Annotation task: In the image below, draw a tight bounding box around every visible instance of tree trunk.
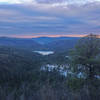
[88,66,96,100]
[88,66,94,80]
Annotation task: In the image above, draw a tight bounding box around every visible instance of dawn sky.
[0,0,100,37]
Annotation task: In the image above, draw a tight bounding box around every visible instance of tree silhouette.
[70,34,100,99]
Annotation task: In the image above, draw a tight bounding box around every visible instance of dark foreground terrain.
[0,34,100,100]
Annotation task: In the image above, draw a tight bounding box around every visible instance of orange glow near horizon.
[4,34,88,38]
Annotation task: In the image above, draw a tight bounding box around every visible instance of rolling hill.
[0,37,43,51]
[0,37,80,52]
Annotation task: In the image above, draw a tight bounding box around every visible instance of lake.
[33,51,54,55]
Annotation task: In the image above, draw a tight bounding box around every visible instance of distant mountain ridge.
[0,36,80,52]
[45,38,79,52]
[32,36,80,44]
[0,37,43,51]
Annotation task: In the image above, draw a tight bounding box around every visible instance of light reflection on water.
[33,51,54,55]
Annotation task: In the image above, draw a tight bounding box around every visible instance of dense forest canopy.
[0,34,100,100]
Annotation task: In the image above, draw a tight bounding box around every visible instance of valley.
[0,35,100,100]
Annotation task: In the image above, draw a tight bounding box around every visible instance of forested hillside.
[0,37,79,52]
[0,34,100,100]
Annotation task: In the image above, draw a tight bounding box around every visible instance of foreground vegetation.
[0,34,100,100]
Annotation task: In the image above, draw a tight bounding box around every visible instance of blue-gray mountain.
[0,37,80,52]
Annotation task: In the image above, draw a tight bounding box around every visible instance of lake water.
[33,51,54,55]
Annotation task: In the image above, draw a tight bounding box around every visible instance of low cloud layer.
[0,0,100,37]
[1,0,100,4]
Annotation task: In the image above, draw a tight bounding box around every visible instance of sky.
[0,0,100,38]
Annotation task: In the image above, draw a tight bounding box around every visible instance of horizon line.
[0,34,88,38]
